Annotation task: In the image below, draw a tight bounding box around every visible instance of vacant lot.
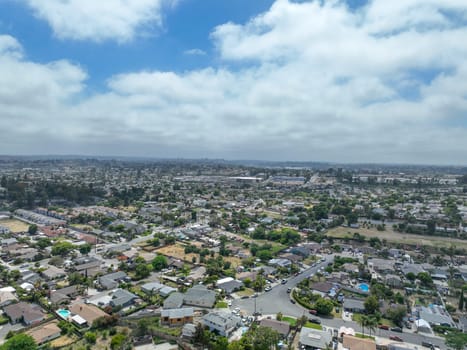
[50,335,77,348]
[0,218,29,233]
[156,244,198,263]
[326,226,467,250]
[224,256,243,268]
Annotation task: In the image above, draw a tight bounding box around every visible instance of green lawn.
[355,333,375,340]
[282,316,297,327]
[215,301,228,308]
[304,322,323,330]
[237,288,255,297]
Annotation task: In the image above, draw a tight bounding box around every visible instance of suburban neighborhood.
[0,158,465,349]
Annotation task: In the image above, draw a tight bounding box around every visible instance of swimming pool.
[57,309,71,319]
[358,283,370,292]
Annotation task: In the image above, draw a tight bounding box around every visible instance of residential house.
[368,258,394,275]
[69,303,108,326]
[163,292,185,309]
[161,308,194,327]
[109,289,138,308]
[342,334,376,350]
[50,285,80,305]
[280,253,303,263]
[0,290,18,307]
[418,305,456,327]
[184,285,216,308]
[400,263,425,276]
[98,271,128,290]
[202,311,241,337]
[299,327,332,349]
[217,278,244,294]
[259,319,290,338]
[72,257,102,277]
[41,265,66,281]
[268,258,291,268]
[27,321,61,345]
[310,282,336,297]
[4,302,46,325]
[236,271,258,282]
[140,282,176,297]
[343,298,366,313]
[182,323,196,339]
[385,274,403,288]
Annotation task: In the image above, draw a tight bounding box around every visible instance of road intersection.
[232,254,445,348]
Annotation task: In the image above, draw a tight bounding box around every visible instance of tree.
[135,263,151,279]
[445,331,467,350]
[51,241,75,256]
[36,237,51,249]
[79,243,92,255]
[366,316,378,337]
[385,306,406,327]
[249,326,280,350]
[28,224,38,235]
[406,272,416,282]
[357,315,368,337]
[110,334,127,350]
[152,255,168,271]
[459,290,464,311]
[417,272,433,287]
[84,332,97,344]
[0,334,37,350]
[364,295,379,314]
[314,297,334,316]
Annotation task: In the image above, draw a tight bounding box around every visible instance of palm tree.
[357,315,368,337]
[366,316,377,337]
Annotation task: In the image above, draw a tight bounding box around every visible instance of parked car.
[421,341,435,349]
[390,327,403,333]
[287,287,292,293]
[309,309,317,315]
[309,318,321,324]
[389,335,403,342]
[378,324,389,330]
[290,299,296,304]
[281,279,288,284]
[265,286,272,292]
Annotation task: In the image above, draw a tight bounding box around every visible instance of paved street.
[232,254,445,348]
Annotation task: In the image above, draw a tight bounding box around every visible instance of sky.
[0,0,467,165]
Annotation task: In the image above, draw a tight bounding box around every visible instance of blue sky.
[0,0,466,164]
[0,0,275,90]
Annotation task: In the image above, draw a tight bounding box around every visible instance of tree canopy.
[0,334,37,350]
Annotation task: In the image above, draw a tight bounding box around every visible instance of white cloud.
[1,0,467,164]
[23,0,177,42]
[0,35,23,58]
[184,48,206,56]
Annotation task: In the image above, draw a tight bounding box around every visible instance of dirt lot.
[224,256,243,268]
[326,226,467,250]
[156,244,198,262]
[0,218,30,233]
[50,335,77,348]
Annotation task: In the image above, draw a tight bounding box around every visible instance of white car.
[228,300,232,307]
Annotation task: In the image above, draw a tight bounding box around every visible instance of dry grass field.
[224,256,243,268]
[0,218,29,233]
[50,335,77,348]
[326,226,467,250]
[156,244,198,262]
